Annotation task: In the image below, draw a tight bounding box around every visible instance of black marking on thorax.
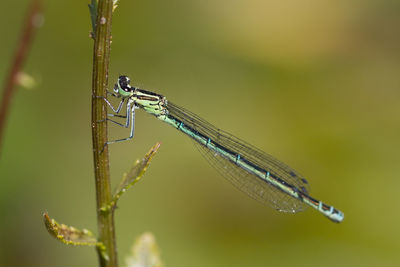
[137,89,164,98]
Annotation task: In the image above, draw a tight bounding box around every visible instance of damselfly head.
[118,75,130,89]
[115,75,134,97]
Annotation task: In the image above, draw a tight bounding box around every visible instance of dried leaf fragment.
[43,212,102,247]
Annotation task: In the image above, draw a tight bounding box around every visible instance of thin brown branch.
[90,0,117,266]
[0,0,41,156]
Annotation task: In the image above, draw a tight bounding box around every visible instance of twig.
[90,0,117,266]
[0,0,41,156]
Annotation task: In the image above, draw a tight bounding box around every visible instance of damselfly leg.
[100,93,136,149]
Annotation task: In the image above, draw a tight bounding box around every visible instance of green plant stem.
[90,0,117,266]
[0,0,41,157]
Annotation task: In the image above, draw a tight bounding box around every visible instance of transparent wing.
[193,142,306,212]
[167,101,309,213]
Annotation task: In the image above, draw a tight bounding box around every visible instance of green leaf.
[103,142,161,211]
[43,212,103,247]
[125,232,164,267]
[88,0,98,34]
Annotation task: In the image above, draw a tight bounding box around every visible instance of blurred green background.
[1,0,399,266]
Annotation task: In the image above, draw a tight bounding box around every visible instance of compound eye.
[118,75,131,91]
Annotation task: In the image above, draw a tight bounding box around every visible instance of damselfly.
[103,75,344,223]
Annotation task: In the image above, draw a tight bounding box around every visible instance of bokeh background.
[1,0,399,266]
